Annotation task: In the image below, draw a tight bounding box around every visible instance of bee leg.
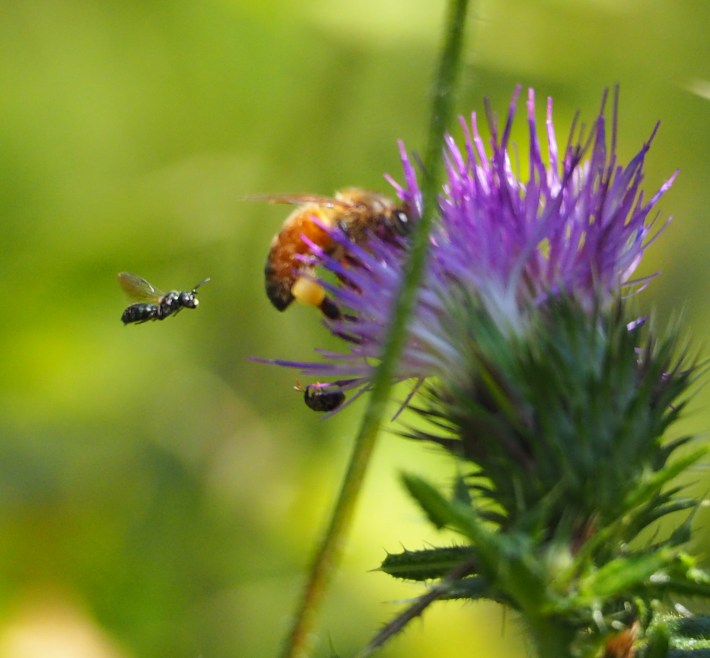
[291,277,340,319]
[290,276,363,343]
[318,297,341,321]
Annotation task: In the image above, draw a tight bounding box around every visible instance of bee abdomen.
[264,258,295,311]
[304,384,345,412]
[122,303,158,324]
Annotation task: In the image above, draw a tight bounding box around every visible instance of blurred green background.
[0,0,708,656]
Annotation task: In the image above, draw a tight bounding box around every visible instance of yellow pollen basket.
[291,277,326,309]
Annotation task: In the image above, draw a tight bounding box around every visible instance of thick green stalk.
[525,615,579,658]
[278,1,471,656]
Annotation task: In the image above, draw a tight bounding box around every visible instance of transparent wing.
[117,272,164,302]
[245,193,355,209]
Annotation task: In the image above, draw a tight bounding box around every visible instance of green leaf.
[623,449,706,513]
[400,472,508,580]
[645,617,671,658]
[438,576,494,602]
[380,545,477,581]
[577,549,674,601]
[452,473,473,507]
[401,473,449,529]
[401,472,477,534]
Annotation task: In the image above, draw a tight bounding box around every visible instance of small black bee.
[118,272,210,325]
[301,383,345,413]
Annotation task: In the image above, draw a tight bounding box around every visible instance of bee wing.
[117,272,164,302]
[245,193,355,209]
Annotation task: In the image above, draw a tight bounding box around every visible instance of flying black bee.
[296,382,346,413]
[117,272,210,325]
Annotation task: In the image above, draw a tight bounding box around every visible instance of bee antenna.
[192,277,211,292]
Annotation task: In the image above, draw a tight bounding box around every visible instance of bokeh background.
[0,0,708,656]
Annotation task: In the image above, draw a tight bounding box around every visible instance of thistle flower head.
[263,87,708,656]
[268,87,677,403]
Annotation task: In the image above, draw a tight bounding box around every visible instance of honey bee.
[295,382,346,413]
[118,272,210,324]
[261,188,411,319]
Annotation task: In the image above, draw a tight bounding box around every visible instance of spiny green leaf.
[668,615,710,641]
[380,545,476,581]
[438,576,495,602]
[400,472,508,577]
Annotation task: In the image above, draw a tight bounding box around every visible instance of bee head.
[179,291,199,308]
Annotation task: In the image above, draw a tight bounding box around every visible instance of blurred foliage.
[0,0,707,656]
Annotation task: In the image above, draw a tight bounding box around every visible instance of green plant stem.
[526,615,579,658]
[278,1,471,657]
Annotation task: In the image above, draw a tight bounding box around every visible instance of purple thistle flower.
[265,87,677,404]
